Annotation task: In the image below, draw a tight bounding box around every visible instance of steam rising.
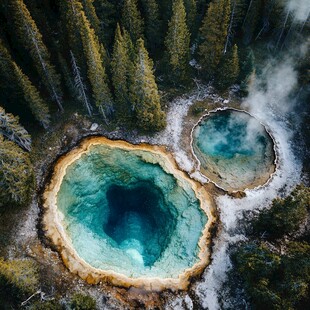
[286,0,310,22]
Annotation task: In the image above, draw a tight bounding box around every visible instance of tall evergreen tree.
[111,24,134,121]
[59,0,111,119]
[59,0,87,76]
[198,0,231,77]
[10,0,63,111]
[130,39,166,132]
[92,0,118,46]
[81,0,101,38]
[184,0,197,32]
[0,135,34,204]
[81,1,108,63]
[0,106,31,151]
[140,0,162,54]
[215,44,240,90]
[123,28,136,62]
[0,40,50,128]
[80,10,113,121]
[121,0,144,43]
[165,0,191,83]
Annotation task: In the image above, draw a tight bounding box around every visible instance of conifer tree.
[81,1,108,65]
[123,28,136,62]
[165,0,191,83]
[80,11,113,121]
[184,0,197,32]
[121,0,144,43]
[11,0,63,111]
[60,0,111,119]
[140,0,162,54]
[131,39,166,132]
[81,0,101,38]
[0,41,50,128]
[92,0,118,46]
[0,106,31,151]
[198,0,231,77]
[59,0,85,67]
[111,24,134,121]
[0,135,34,204]
[215,44,240,90]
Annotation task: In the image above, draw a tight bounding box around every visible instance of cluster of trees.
[0,107,34,205]
[232,185,310,310]
[0,0,303,132]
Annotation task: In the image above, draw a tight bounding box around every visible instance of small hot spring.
[192,109,276,191]
[44,138,213,288]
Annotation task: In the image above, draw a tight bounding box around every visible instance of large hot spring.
[192,109,276,191]
[43,137,214,290]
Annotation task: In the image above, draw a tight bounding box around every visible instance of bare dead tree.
[224,0,237,54]
[70,50,93,116]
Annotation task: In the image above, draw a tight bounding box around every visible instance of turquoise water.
[57,144,207,278]
[193,110,274,190]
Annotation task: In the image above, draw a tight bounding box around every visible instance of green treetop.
[59,0,85,66]
[184,0,197,33]
[81,0,102,39]
[165,0,191,83]
[130,39,166,132]
[111,24,134,122]
[215,44,240,90]
[198,0,231,77]
[0,135,34,204]
[0,257,39,295]
[140,0,162,54]
[81,0,108,63]
[11,0,63,111]
[121,0,144,43]
[0,40,50,128]
[80,10,113,121]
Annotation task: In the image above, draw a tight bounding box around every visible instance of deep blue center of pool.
[104,183,174,267]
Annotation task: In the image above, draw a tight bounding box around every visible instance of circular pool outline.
[190,107,278,193]
[42,136,216,291]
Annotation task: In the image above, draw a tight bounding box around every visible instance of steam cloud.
[243,40,309,118]
[286,0,310,22]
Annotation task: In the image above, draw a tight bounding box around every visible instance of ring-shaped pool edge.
[190,107,278,193]
[42,136,217,291]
